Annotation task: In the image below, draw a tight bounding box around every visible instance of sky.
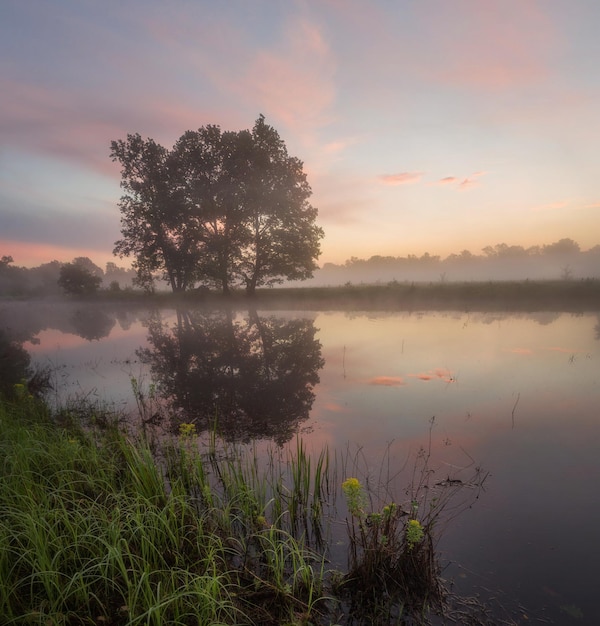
[2,0,600,270]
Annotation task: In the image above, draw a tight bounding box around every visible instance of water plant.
[336,421,487,623]
[0,384,486,625]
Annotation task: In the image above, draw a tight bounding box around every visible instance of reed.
[336,419,487,622]
[0,389,486,625]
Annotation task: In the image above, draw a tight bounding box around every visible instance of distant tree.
[344,256,362,268]
[543,238,580,255]
[560,264,574,280]
[0,255,26,296]
[72,257,104,278]
[29,261,62,295]
[526,245,542,256]
[104,262,135,289]
[420,252,441,264]
[58,263,102,295]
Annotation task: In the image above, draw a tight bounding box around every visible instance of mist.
[302,239,600,287]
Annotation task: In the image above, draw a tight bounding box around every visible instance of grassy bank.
[15,279,598,313]
[0,391,490,625]
[251,279,600,312]
[0,397,329,625]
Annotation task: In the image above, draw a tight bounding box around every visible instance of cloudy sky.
[2,0,600,269]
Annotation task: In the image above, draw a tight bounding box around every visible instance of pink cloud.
[530,200,571,212]
[437,176,459,185]
[324,402,346,412]
[0,76,219,178]
[459,171,486,190]
[544,347,580,354]
[414,374,433,381]
[413,2,559,90]
[459,178,476,190]
[237,18,336,143]
[504,348,533,355]
[321,1,560,97]
[379,172,424,186]
[0,239,117,269]
[409,368,455,384]
[434,172,486,190]
[368,376,407,387]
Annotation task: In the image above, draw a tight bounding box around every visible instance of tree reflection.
[138,309,324,444]
[70,308,116,341]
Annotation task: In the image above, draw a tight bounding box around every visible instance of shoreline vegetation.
[0,388,497,625]
[3,279,599,313]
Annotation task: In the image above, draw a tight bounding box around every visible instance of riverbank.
[0,392,495,625]
[4,278,600,313]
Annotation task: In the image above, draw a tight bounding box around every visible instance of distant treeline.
[2,238,599,297]
[0,256,136,297]
[309,238,600,286]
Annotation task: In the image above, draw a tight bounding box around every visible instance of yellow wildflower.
[342,477,366,517]
[406,518,424,549]
[178,422,197,438]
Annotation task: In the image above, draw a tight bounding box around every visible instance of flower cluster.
[406,518,424,550]
[342,477,366,517]
[178,422,197,439]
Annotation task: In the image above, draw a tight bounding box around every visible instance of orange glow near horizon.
[0,240,122,270]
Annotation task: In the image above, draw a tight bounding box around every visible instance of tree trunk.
[245,273,258,297]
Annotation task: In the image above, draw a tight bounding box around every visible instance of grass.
[251,279,600,312]
[0,391,488,625]
[0,396,331,625]
[12,278,599,314]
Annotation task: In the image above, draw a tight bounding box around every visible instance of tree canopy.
[111,116,323,295]
[58,262,102,296]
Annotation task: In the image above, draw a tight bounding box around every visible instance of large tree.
[172,125,253,295]
[111,117,323,294]
[111,134,203,293]
[237,116,323,295]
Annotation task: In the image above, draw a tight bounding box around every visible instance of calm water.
[2,301,599,624]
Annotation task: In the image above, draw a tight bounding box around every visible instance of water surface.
[2,301,599,624]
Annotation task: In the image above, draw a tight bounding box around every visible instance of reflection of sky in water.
[22,308,600,623]
[308,311,599,623]
[311,311,597,443]
[26,320,153,412]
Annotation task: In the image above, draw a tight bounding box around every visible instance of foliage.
[337,423,488,622]
[0,385,492,625]
[111,116,323,295]
[0,395,330,625]
[58,262,102,295]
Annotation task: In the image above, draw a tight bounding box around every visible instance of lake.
[2,299,599,624]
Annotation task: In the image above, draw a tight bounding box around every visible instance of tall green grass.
[0,398,331,625]
[0,393,487,624]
